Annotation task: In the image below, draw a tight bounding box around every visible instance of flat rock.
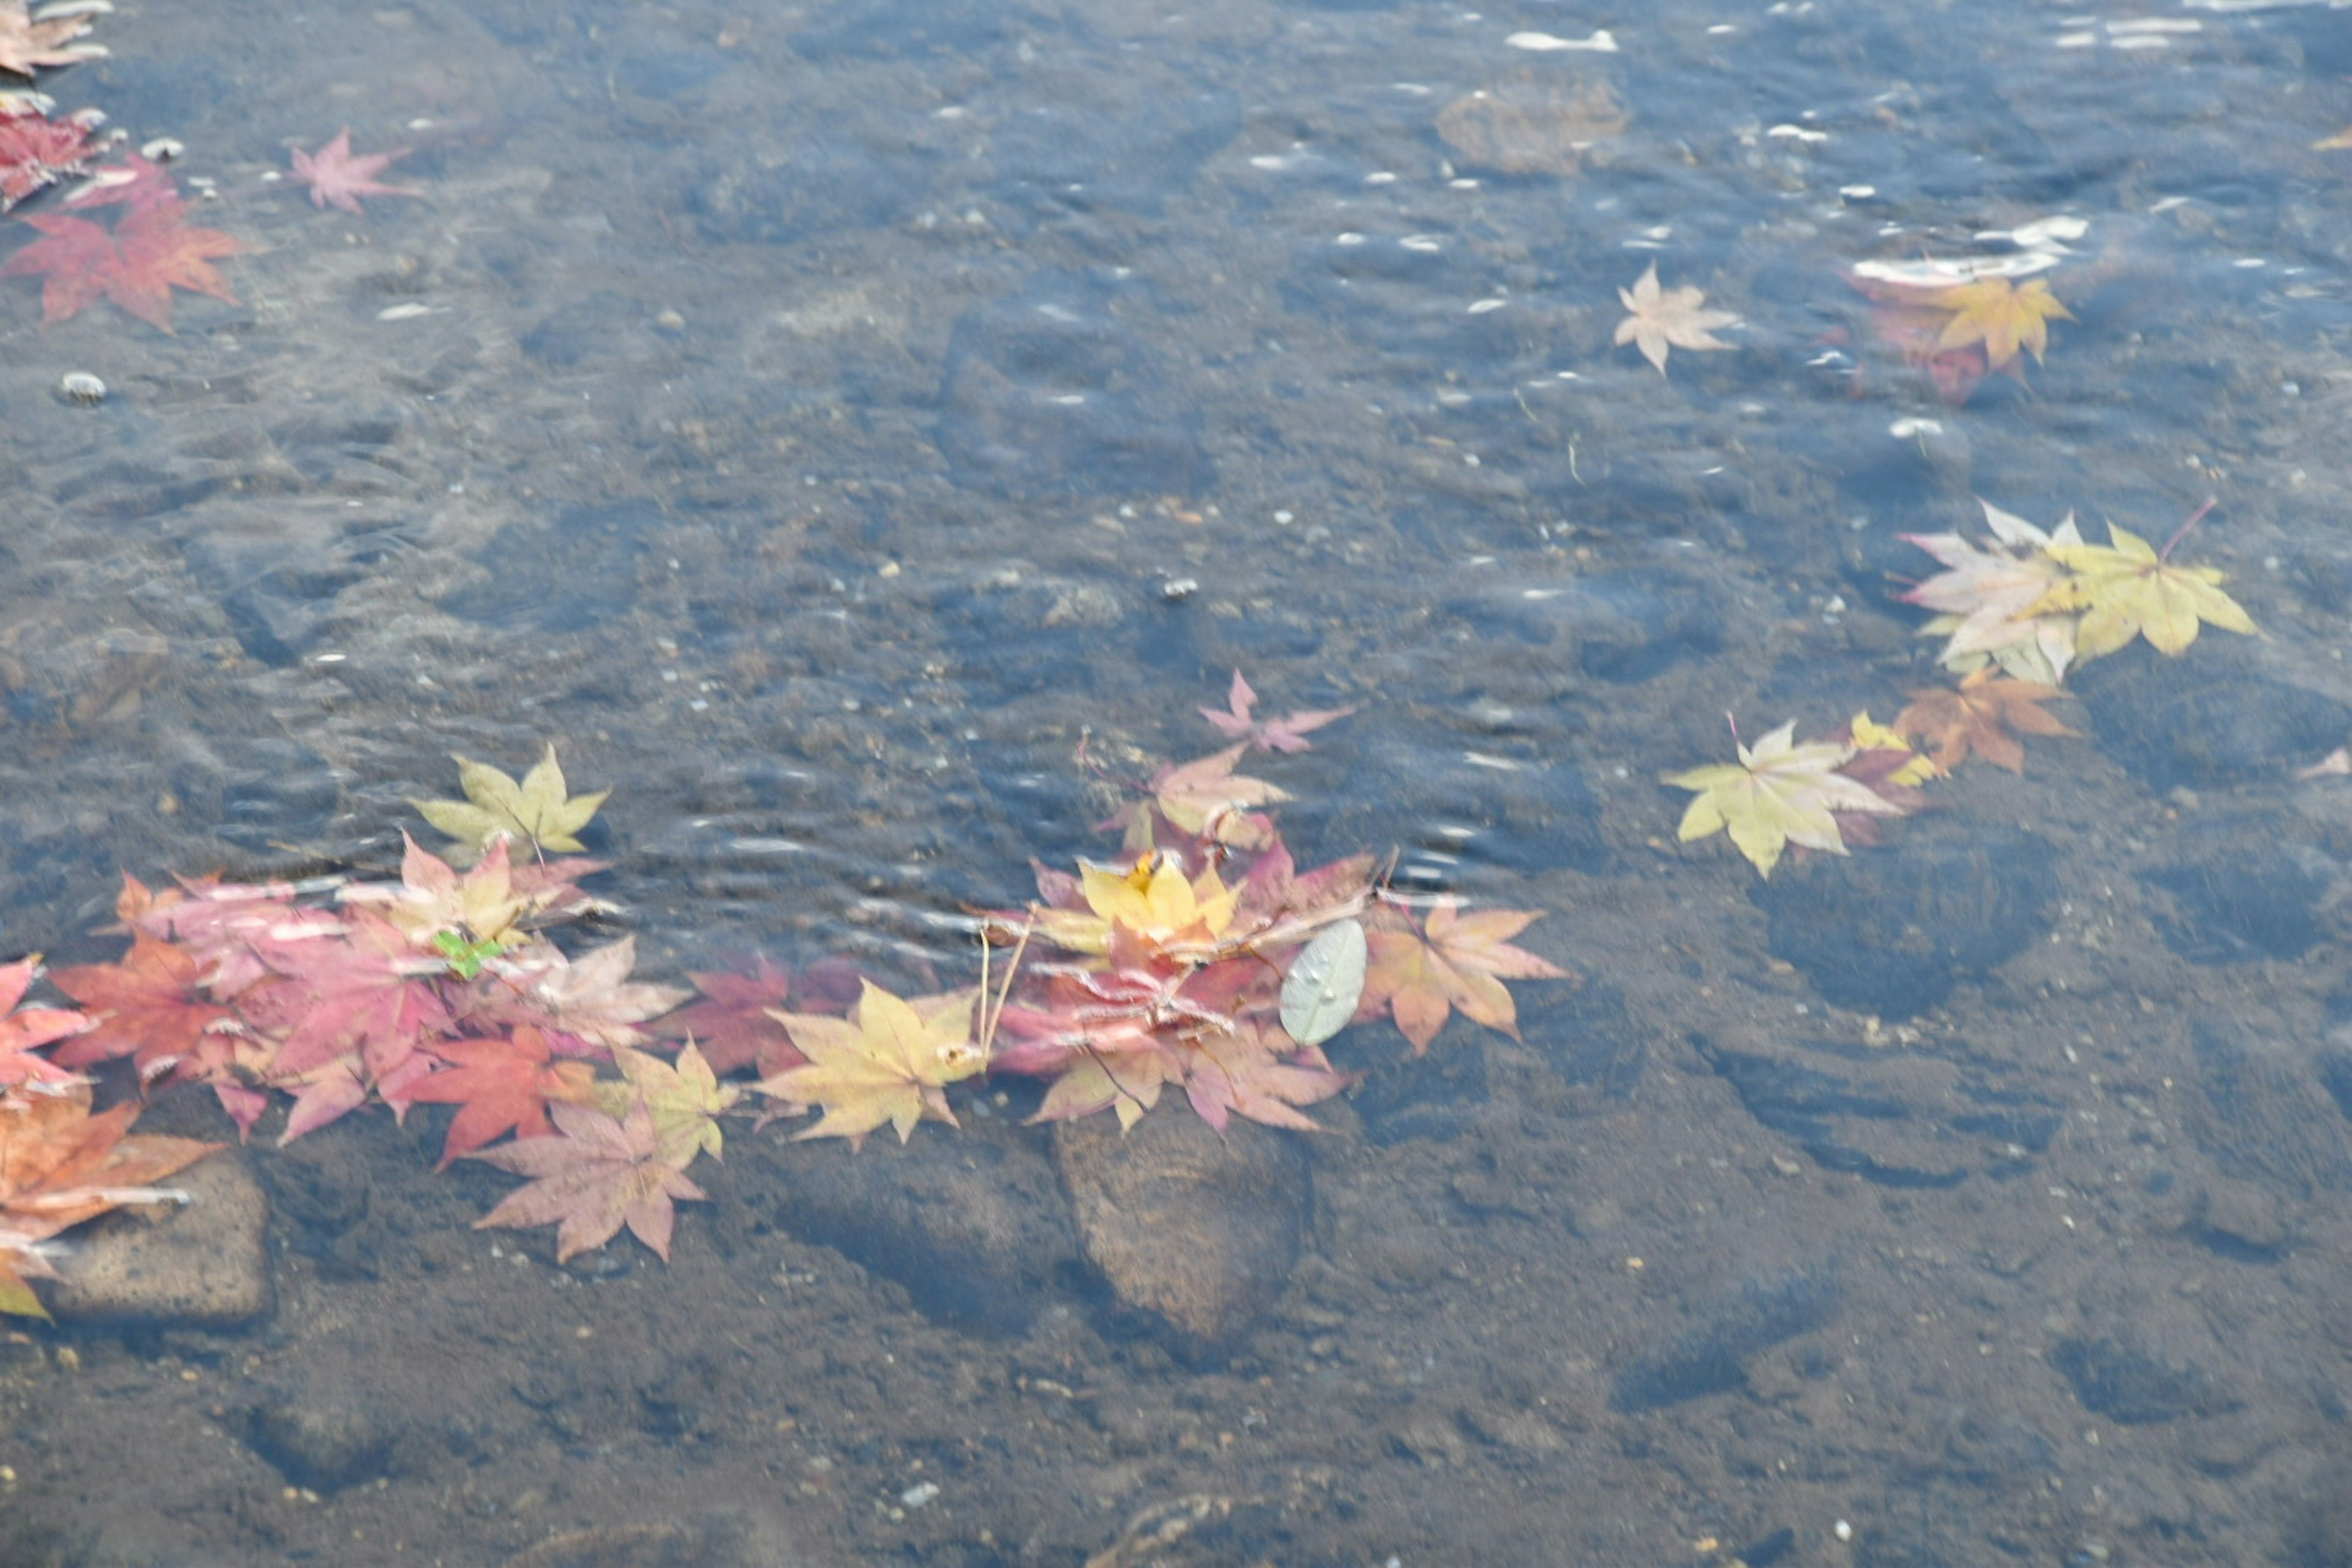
[1053,1112,1308,1356]
[750,1121,1076,1333]
[48,1154,273,1329]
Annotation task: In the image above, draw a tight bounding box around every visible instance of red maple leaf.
[47,933,236,1084]
[0,97,104,211]
[667,955,806,1077]
[405,1027,600,1167]
[289,128,418,215]
[239,909,451,1084]
[1,161,240,330]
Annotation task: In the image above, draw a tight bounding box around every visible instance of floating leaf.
[2033,521,2257,660]
[1279,918,1366,1048]
[413,744,608,863]
[1665,720,1909,878]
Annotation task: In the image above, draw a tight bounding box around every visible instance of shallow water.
[9,0,2352,1563]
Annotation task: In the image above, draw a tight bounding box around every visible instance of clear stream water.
[7,0,2352,1564]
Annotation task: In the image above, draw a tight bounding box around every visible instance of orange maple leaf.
[0,1082,218,1317]
[1893,668,2075,774]
[1359,899,1568,1054]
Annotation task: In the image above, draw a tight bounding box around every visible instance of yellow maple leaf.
[413,744,609,863]
[1664,720,1908,878]
[756,981,986,1148]
[2032,522,2257,660]
[596,1042,738,1169]
[1928,276,2073,369]
[1031,854,1238,957]
[1847,711,1940,786]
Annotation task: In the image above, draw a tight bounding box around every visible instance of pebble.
[56,372,105,406]
[48,1155,273,1328]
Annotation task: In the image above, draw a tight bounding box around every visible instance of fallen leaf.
[413,744,608,864]
[600,1042,736,1168]
[1200,670,1355,753]
[0,164,239,330]
[1894,668,2074,773]
[469,1098,706,1263]
[289,127,417,215]
[1358,899,1567,1053]
[1665,720,1910,877]
[1030,853,1238,958]
[239,908,451,1087]
[404,1027,598,1167]
[1279,918,1367,1048]
[0,957,86,1089]
[1614,262,1739,374]
[489,936,689,1053]
[2299,745,2351,780]
[1148,744,1287,849]
[757,981,984,1148]
[1927,276,2073,371]
[668,956,805,1076]
[0,1082,216,1317]
[0,0,106,79]
[47,933,234,1084]
[0,96,104,210]
[2034,520,2258,660]
[1901,502,2084,684]
[344,834,527,952]
[1181,1019,1351,1132]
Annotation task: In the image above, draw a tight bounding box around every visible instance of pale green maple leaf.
[1664,720,1907,878]
[413,744,608,862]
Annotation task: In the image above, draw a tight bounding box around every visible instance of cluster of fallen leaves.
[1667,497,2257,877]
[2,0,417,330]
[0,687,1569,1295]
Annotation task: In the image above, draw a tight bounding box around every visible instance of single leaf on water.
[469,1098,706,1263]
[1200,670,1355,753]
[1664,720,1908,878]
[413,744,608,863]
[1614,262,1740,375]
[1893,668,2074,774]
[1927,276,2073,370]
[2032,521,2257,660]
[289,127,418,215]
[1279,918,1367,1047]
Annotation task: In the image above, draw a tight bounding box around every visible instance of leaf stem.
[2159,496,2218,562]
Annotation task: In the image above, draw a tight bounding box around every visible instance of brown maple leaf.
[289,128,418,215]
[0,1082,217,1317]
[1358,899,1569,1054]
[1893,668,2075,774]
[0,0,107,79]
[0,165,239,330]
[469,1098,706,1263]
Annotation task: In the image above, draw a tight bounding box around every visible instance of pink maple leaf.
[290,129,419,216]
[1199,670,1354,753]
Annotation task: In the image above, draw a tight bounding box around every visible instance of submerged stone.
[48,1155,273,1329]
[1751,820,2057,1017]
[1054,1111,1308,1357]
